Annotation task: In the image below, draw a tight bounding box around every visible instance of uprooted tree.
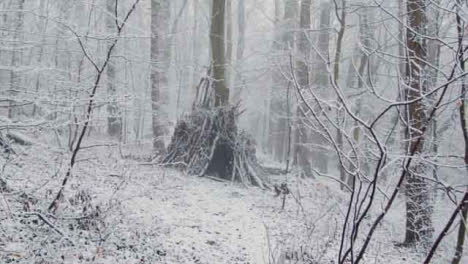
[161,0,267,188]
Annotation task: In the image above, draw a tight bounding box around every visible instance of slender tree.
[452,2,468,262]
[333,0,347,188]
[344,7,372,183]
[232,0,245,104]
[295,0,313,177]
[48,0,141,213]
[225,0,233,90]
[269,0,297,162]
[190,0,200,94]
[106,0,122,139]
[310,1,331,173]
[8,0,25,119]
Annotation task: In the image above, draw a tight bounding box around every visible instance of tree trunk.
[452,2,468,262]
[354,9,372,177]
[191,0,200,97]
[151,0,170,154]
[8,0,25,119]
[314,1,331,88]
[453,198,468,264]
[427,0,442,192]
[210,0,229,106]
[32,0,50,117]
[333,0,347,189]
[225,0,233,90]
[262,0,281,155]
[398,0,406,78]
[309,1,331,173]
[269,0,297,163]
[232,0,245,104]
[404,0,433,246]
[106,0,122,140]
[295,0,313,177]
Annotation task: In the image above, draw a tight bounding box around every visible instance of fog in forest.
[0,0,467,263]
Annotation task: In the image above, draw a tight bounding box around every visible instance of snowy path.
[125,169,268,264]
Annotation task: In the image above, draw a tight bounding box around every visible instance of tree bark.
[232,0,245,104]
[262,0,281,155]
[32,0,50,118]
[346,8,372,181]
[452,2,468,262]
[427,0,442,191]
[8,0,25,119]
[191,0,200,97]
[269,0,297,163]
[225,0,233,90]
[106,0,122,140]
[314,1,331,88]
[404,0,433,246]
[333,0,347,189]
[210,0,229,106]
[309,1,331,173]
[295,0,313,177]
[151,0,170,154]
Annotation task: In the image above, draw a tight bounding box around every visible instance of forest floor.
[0,143,465,263]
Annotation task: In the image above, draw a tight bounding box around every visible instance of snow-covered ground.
[0,144,466,263]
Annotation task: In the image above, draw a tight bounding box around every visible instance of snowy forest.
[0,0,467,263]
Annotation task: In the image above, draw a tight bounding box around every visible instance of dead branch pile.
[161,106,267,188]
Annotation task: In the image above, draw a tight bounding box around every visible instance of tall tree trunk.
[333,0,347,189]
[262,0,281,154]
[171,0,189,118]
[8,0,25,119]
[404,0,433,246]
[191,0,200,97]
[351,9,372,178]
[263,0,280,155]
[309,1,331,173]
[314,1,331,88]
[452,2,468,262]
[295,0,312,177]
[344,8,373,181]
[398,0,406,78]
[427,0,442,191]
[210,0,229,106]
[225,0,233,90]
[232,0,245,104]
[269,0,297,162]
[106,0,122,139]
[151,0,170,154]
[31,0,49,117]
